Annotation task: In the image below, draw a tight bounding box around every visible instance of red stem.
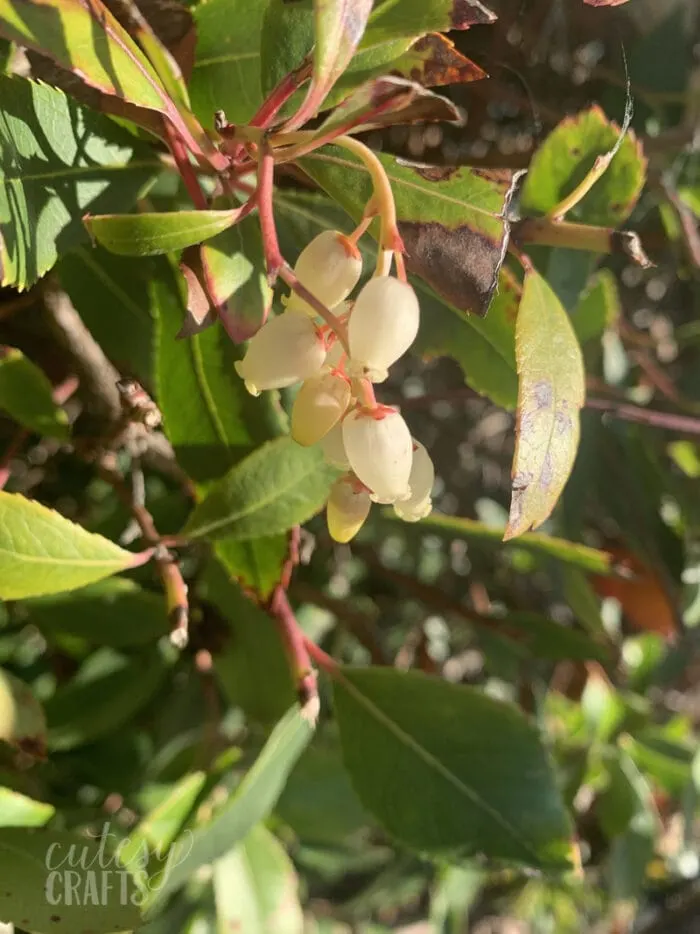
[250,62,311,129]
[257,143,284,279]
[164,122,209,211]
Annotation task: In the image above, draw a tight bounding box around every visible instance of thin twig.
[586,398,700,437]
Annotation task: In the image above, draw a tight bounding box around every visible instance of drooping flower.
[394,441,435,521]
[327,476,371,543]
[347,276,420,382]
[286,231,362,317]
[320,422,350,469]
[291,372,352,447]
[234,312,326,395]
[342,406,413,503]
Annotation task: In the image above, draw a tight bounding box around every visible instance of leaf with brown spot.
[301,147,519,317]
[390,32,486,87]
[505,269,585,540]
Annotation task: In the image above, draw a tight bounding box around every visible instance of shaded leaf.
[189,0,267,129]
[46,649,168,751]
[132,770,207,852]
[408,512,613,574]
[153,264,284,484]
[25,578,170,647]
[0,828,141,934]
[505,270,585,540]
[215,535,288,601]
[0,787,54,827]
[147,705,314,909]
[214,823,304,934]
[0,0,214,158]
[0,75,158,290]
[85,207,245,257]
[571,268,620,344]
[301,145,518,317]
[520,105,646,226]
[183,438,339,542]
[0,492,148,600]
[0,349,69,440]
[260,0,314,102]
[0,668,46,760]
[334,667,571,865]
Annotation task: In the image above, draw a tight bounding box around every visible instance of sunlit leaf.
[0,787,54,827]
[85,208,245,257]
[0,349,69,440]
[505,270,585,540]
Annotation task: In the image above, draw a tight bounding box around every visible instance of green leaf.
[260,0,314,100]
[183,438,339,542]
[0,787,54,827]
[0,828,142,934]
[334,667,571,865]
[0,349,69,439]
[213,824,304,934]
[0,0,213,157]
[571,268,621,345]
[520,106,647,226]
[301,146,516,317]
[25,579,170,647]
[275,189,518,407]
[0,75,157,290]
[132,771,207,852]
[215,535,288,601]
[0,492,148,600]
[190,0,267,129]
[406,512,613,574]
[45,649,168,751]
[146,705,314,909]
[153,264,284,484]
[85,208,244,257]
[0,668,46,759]
[58,247,159,387]
[204,557,295,724]
[505,270,585,540]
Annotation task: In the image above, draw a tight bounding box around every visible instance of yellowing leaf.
[0,492,148,599]
[505,270,585,540]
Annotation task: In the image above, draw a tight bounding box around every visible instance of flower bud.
[347,276,419,382]
[291,372,351,447]
[394,441,434,522]
[320,422,350,469]
[286,231,362,317]
[234,312,326,395]
[327,476,371,543]
[342,407,413,503]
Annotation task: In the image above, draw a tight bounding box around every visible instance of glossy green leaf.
[301,145,516,317]
[46,650,168,751]
[520,105,647,226]
[215,535,288,601]
[213,824,304,934]
[183,438,339,542]
[0,828,142,934]
[153,264,284,484]
[0,0,213,157]
[147,705,314,909]
[58,247,159,387]
[190,0,267,129]
[334,667,571,865]
[0,75,157,290]
[0,787,54,827]
[408,512,612,573]
[25,579,170,647]
[0,492,148,600]
[85,208,244,257]
[0,349,69,439]
[571,269,621,345]
[275,189,518,407]
[260,0,314,100]
[0,668,46,759]
[505,270,585,540]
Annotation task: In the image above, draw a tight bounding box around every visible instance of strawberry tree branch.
[512,217,652,267]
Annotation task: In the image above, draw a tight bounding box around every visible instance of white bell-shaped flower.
[347,276,419,382]
[234,312,326,395]
[286,231,362,317]
[320,422,350,469]
[342,407,413,503]
[327,476,371,543]
[394,441,434,522]
[291,372,351,447]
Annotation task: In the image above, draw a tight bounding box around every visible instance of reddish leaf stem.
[250,61,312,129]
[257,141,285,279]
[164,121,209,211]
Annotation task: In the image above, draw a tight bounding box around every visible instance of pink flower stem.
[278,265,350,354]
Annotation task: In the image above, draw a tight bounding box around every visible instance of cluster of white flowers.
[235,230,435,542]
